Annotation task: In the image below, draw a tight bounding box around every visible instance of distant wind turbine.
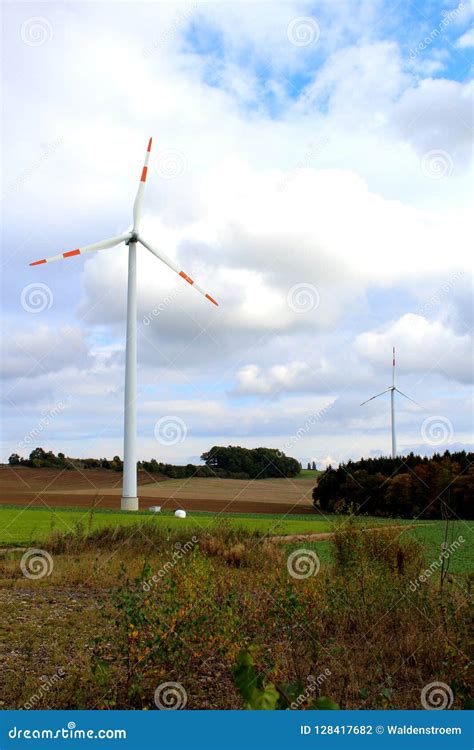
[360,348,418,458]
[29,138,219,511]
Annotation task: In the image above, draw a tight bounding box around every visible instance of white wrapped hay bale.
[149,506,161,513]
[174,509,186,519]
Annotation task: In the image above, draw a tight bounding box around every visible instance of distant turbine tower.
[29,138,219,511]
[360,348,418,458]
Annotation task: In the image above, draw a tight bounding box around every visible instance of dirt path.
[270,524,419,543]
[0,525,421,556]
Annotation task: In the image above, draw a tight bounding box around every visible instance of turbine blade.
[29,232,131,266]
[395,388,421,407]
[138,235,218,306]
[360,388,391,406]
[132,137,152,231]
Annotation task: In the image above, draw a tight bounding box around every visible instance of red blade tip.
[206,294,218,306]
[147,137,152,152]
[30,259,46,266]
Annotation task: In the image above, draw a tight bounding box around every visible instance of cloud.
[391,77,473,167]
[354,313,473,384]
[2,326,90,380]
[456,28,474,48]
[77,157,471,372]
[233,361,310,395]
[2,1,473,463]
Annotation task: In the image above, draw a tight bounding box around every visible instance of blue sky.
[1,0,473,466]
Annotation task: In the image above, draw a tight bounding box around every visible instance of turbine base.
[121,496,139,512]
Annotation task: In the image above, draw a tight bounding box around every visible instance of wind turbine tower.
[361,348,418,459]
[29,138,219,510]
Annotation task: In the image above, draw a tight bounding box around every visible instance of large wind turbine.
[360,348,418,458]
[29,138,218,511]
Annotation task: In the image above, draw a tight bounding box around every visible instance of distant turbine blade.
[395,388,421,407]
[132,137,152,231]
[29,232,131,266]
[360,388,391,406]
[138,235,218,306]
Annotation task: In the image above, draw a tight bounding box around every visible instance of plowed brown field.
[0,466,315,515]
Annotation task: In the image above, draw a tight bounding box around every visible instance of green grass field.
[285,520,473,574]
[1,504,472,573]
[0,505,335,545]
[294,469,323,479]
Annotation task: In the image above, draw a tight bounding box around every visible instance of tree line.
[201,445,301,479]
[312,451,473,519]
[8,445,301,480]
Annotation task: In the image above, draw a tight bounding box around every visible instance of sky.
[1,0,473,468]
